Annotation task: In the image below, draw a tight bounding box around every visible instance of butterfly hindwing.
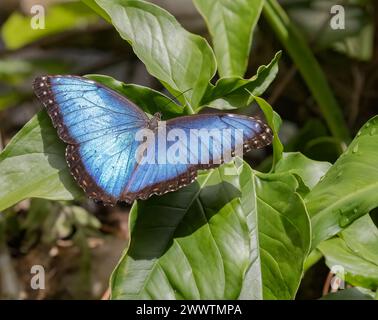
[122,114,272,200]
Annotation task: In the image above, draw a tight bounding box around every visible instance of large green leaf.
[1,2,98,50]
[193,0,264,77]
[341,214,378,266]
[85,74,184,118]
[94,0,216,110]
[315,214,378,285]
[200,52,281,110]
[305,116,378,248]
[318,237,378,290]
[0,112,82,211]
[111,161,310,299]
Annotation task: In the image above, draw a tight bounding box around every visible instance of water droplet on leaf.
[339,215,350,227]
[352,144,359,153]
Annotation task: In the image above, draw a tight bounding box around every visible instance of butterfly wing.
[34,75,148,204]
[123,113,272,201]
[34,75,272,204]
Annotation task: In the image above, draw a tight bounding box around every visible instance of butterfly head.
[148,112,162,130]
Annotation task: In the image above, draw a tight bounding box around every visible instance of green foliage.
[263,0,350,142]
[342,213,378,265]
[93,0,217,111]
[0,91,26,111]
[111,161,310,299]
[283,0,374,61]
[318,215,378,290]
[2,2,99,50]
[85,74,184,119]
[0,112,82,212]
[275,153,331,190]
[0,58,71,111]
[201,52,281,110]
[254,95,283,170]
[305,116,378,248]
[194,0,264,77]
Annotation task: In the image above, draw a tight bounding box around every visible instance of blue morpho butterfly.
[33,75,273,205]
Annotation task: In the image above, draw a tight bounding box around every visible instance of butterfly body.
[147,112,162,130]
[33,75,272,205]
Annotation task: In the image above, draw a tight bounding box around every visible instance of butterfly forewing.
[34,75,147,204]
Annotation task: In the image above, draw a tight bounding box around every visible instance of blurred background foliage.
[0,0,376,299]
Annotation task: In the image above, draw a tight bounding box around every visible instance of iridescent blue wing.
[123,113,272,201]
[34,75,272,204]
[34,75,148,205]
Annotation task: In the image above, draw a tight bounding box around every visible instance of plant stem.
[263,0,350,142]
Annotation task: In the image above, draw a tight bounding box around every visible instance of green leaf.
[275,152,331,190]
[0,112,82,211]
[111,161,310,299]
[85,74,184,119]
[1,2,98,50]
[254,96,283,170]
[82,0,111,23]
[201,51,281,110]
[193,0,264,77]
[263,0,350,142]
[341,214,378,266]
[318,237,378,290]
[305,116,378,248]
[307,213,378,276]
[94,0,216,110]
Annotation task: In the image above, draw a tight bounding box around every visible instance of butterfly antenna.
[162,88,193,109]
[244,88,256,104]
